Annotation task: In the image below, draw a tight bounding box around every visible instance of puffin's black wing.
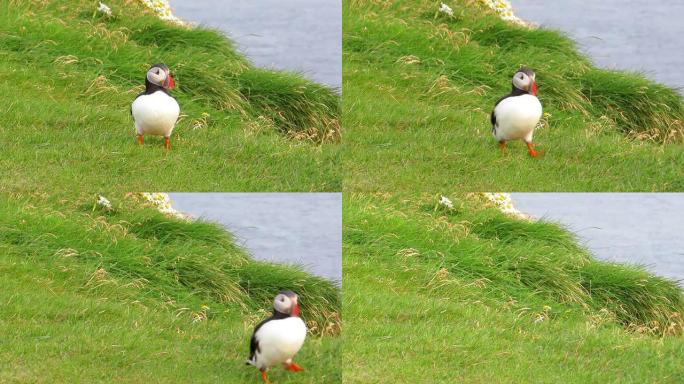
[491,95,509,129]
[491,86,528,128]
[247,310,290,362]
[248,334,259,362]
[248,318,269,361]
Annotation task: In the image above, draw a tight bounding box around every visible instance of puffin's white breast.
[254,317,307,370]
[131,91,180,137]
[493,94,542,141]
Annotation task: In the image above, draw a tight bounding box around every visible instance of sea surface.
[513,0,684,92]
[168,193,342,284]
[171,0,341,89]
[511,193,684,284]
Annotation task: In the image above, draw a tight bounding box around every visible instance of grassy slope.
[343,193,684,383]
[343,0,684,192]
[0,194,340,383]
[0,1,340,193]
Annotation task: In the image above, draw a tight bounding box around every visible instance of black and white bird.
[131,63,180,150]
[247,290,307,384]
[491,67,543,157]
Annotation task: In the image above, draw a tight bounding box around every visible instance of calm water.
[168,193,342,284]
[171,0,341,89]
[513,1,684,92]
[511,194,684,284]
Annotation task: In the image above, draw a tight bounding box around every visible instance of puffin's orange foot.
[498,141,506,154]
[526,143,543,158]
[137,135,143,145]
[164,137,170,151]
[284,362,304,372]
[261,371,271,384]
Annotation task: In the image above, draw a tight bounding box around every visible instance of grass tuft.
[580,69,684,142]
[238,69,341,143]
[1,194,340,336]
[348,192,684,334]
[581,262,684,335]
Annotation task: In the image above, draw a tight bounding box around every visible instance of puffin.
[491,67,543,157]
[131,63,180,150]
[247,290,307,384]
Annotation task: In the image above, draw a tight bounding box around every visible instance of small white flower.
[439,195,454,209]
[534,314,545,323]
[439,3,454,16]
[97,2,112,16]
[141,193,191,220]
[482,193,531,220]
[138,0,187,25]
[97,195,112,210]
[479,0,527,26]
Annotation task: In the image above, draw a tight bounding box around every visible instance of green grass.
[343,0,684,191]
[0,1,340,193]
[0,193,340,383]
[343,193,684,383]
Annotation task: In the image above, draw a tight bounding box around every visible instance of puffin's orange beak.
[292,303,300,317]
[167,73,175,90]
[530,80,537,96]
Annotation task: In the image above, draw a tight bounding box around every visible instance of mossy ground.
[0,2,342,381]
[0,193,340,383]
[0,1,340,193]
[343,193,684,383]
[343,0,684,192]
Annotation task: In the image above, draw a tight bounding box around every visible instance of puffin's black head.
[146,63,175,90]
[512,66,537,95]
[273,290,300,317]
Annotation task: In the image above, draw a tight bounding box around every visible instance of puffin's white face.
[146,65,175,89]
[273,291,300,316]
[512,70,537,95]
